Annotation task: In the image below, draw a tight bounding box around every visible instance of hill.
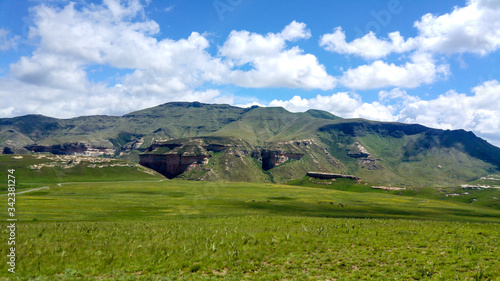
[1,102,500,186]
[0,154,163,190]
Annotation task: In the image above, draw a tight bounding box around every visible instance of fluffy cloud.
[415,0,500,55]
[1,0,230,117]
[378,88,421,108]
[1,2,338,118]
[397,80,500,146]
[269,92,396,121]
[19,1,227,85]
[319,0,500,91]
[320,27,416,59]
[340,52,450,89]
[322,0,500,58]
[220,21,336,90]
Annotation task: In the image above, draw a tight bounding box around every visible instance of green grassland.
[0,155,499,280]
[0,155,163,190]
[3,217,499,280]
[1,178,499,279]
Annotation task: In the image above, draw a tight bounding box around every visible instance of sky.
[1,0,500,147]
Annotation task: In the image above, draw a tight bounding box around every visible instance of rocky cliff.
[139,137,344,182]
[139,153,209,179]
[139,137,251,179]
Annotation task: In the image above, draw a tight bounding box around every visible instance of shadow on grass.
[229,200,443,221]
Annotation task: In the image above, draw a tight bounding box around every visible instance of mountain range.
[1,101,499,187]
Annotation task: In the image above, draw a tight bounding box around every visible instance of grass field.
[4,217,499,280]
[1,178,500,280]
[0,155,499,280]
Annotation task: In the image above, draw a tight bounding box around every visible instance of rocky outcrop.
[139,138,249,179]
[347,142,371,158]
[347,142,383,170]
[139,153,209,179]
[140,138,318,178]
[261,150,304,171]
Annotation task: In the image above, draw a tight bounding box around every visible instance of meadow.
[4,217,500,280]
[0,155,499,280]
[0,178,498,280]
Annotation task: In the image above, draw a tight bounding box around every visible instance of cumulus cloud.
[269,92,396,121]
[1,3,338,118]
[1,0,230,117]
[321,0,500,58]
[319,0,500,91]
[20,1,227,84]
[415,0,500,55]
[378,88,421,108]
[220,21,336,90]
[397,80,500,146]
[320,27,416,60]
[340,52,450,89]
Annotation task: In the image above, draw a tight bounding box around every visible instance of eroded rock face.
[140,138,312,177]
[139,137,339,179]
[261,150,304,171]
[139,139,229,179]
[347,142,371,158]
[139,154,209,179]
[347,142,383,170]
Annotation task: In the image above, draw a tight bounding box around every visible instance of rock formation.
[139,153,209,179]
[260,150,304,170]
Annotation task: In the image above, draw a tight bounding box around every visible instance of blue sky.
[1,0,500,146]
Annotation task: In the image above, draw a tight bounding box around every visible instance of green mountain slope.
[210,107,340,144]
[1,102,499,186]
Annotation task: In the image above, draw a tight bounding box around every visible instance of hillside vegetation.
[1,102,500,186]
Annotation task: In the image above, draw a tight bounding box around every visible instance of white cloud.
[397,80,500,146]
[321,0,500,58]
[340,52,450,89]
[269,92,396,121]
[25,1,226,80]
[415,0,500,55]
[319,0,500,92]
[1,3,338,118]
[10,53,89,91]
[163,5,174,12]
[320,27,416,60]
[1,0,230,118]
[234,101,267,108]
[280,21,311,41]
[220,21,336,90]
[227,47,335,90]
[0,74,223,118]
[0,29,19,51]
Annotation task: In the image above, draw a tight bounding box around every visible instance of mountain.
[1,102,499,186]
